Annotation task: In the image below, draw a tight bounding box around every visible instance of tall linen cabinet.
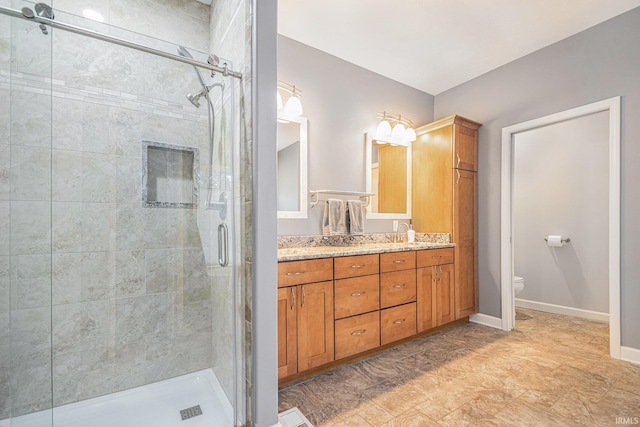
[412,115,481,319]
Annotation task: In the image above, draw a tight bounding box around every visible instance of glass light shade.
[391,122,406,139]
[404,127,417,142]
[276,91,283,110]
[376,120,392,138]
[284,95,303,117]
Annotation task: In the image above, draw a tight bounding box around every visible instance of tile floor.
[278,309,640,426]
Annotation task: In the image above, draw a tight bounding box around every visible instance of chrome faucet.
[395,222,410,243]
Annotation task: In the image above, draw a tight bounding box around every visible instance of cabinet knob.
[350,292,366,297]
[393,284,406,289]
[393,318,406,324]
[393,259,406,264]
[351,329,366,336]
[350,265,364,269]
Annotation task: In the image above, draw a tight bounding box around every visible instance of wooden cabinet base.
[278,317,469,387]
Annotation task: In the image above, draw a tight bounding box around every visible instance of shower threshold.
[0,369,233,427]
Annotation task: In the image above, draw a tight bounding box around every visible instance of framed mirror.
[365,133,412,219]
[277,114,308,218]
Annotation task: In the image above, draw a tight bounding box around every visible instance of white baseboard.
[515,299,609,322]
[469,313,503,329]
[621,346,640,366]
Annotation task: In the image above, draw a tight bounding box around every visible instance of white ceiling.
[278,0,640,95]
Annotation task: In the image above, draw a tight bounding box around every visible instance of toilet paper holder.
[544,236,571,243]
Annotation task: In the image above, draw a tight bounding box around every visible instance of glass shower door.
[1,2,244,425]
[1,0,54,425]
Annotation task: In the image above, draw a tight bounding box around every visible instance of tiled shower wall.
[0,0,244,418]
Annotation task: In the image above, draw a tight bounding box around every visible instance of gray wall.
[434,7,640,349]
[513,111,609,313]
[277,35,434,236]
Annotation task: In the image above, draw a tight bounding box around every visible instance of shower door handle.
[218,223,229,267]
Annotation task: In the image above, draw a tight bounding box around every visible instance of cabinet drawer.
[334,275,380,319]
[416,248,454,268]
[334,254,379,279]
[381,303,417,346]
[278,258,333,287]
[335,311,380,360]
[380,251,416,273]
[380,269,416,309]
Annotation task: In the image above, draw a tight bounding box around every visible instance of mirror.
[365,133,412,219]
[277,114,308,218]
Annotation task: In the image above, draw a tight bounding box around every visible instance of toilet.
[513,276,525,296]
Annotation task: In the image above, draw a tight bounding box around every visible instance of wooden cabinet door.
[278,287,297,379]
[416,267,436,332]
[297,281,334,372]
[453,169,478,318]
[453,124,478,171]
[412,125,453,233]
[436,264,455,325]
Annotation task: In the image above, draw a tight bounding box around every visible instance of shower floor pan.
[0,369,233,427]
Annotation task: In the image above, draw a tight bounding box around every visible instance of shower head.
[32,3,54,35]
[186,91,203,108]
[34,3,54,19]
[177,45,207,90]
[177,45,193,59]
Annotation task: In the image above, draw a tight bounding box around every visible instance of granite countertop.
[278,241,455,262]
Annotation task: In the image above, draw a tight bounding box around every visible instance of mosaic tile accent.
[141,140,200,208]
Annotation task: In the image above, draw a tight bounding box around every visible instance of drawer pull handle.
[393,284,406,289]
[351,329,366,336]
[351,265,364,269]
[432,256,442,259]
[393,319,406,324]
[393,260,406,264]
[350,292,366,297]
[286,271,304,276]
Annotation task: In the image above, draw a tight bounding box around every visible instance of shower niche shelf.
[142,140,200,208]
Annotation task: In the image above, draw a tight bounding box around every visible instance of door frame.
[500,96,621,358]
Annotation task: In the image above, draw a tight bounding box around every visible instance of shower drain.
[180,405,203,421]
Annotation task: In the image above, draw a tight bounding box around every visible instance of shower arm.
[1,4,242,79]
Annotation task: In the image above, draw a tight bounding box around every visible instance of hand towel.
[347,200,365,235]
[322,199,347,236]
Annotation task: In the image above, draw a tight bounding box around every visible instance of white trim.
[621,346,640,366]
[500,97,621,359]
[469,313,503,329]
[277,114,308,219]
[515,299,609,322]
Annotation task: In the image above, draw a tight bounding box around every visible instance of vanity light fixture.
[376,112,417,145]
[277,80,303,117]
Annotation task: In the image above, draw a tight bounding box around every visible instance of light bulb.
[391,123,406,139]
[376,120,392,138]
[284,95,303,117]
[276,91,283,110]
[404,127,417,142]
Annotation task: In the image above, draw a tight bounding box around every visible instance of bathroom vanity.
[277,242,470,385]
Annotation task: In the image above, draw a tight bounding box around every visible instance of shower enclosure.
[0,0,249,426]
